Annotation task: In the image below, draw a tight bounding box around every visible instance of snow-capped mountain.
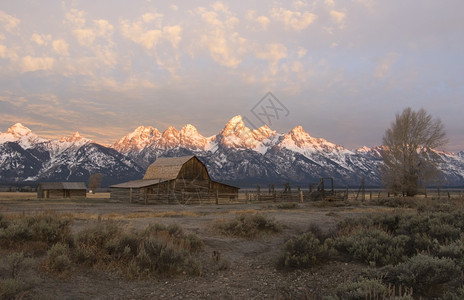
[0,123,143,186]
[1,118,463,187]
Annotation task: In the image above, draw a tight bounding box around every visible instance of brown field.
[0,192,462,299]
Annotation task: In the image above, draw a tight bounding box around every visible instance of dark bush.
[47,242,72,273]
[215,214,281,238]
[378,254,460,295]
[277,232,336,269]
[0,278,28,300]
[0,213,72,249]
[334,278,388,300]
[335,228,409,266]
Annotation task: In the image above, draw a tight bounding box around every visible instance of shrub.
[333,278,413,300]
[185,233,203,252]
[442,286,464,300]
[276,202,298,209]
[214,214,281,238]
[4,252,25,279]
[277,232,336,269]
[379,254,460,295]
[334,278,388,300]
[0,213,9,229]
[436,240,464,262]
[135,237,187,275]
[75,222,120,249]
[47,242,72,273]
[335,229,409,266]
[26,213,72,245]
[0,212,72,249]
[74,244,98,266]
[0,278,27,300]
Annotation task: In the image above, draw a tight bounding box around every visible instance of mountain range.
[1,116,463,188]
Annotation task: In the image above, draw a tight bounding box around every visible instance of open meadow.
[1,192,464,299]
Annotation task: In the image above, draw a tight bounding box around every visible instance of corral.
[110,156,239,204]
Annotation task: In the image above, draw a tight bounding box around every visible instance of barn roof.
[38,182,87,190]
[143,155,198,180]
[110,179,169,189]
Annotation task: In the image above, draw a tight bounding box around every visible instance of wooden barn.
[37,182,87,199]
[110,156,239,204]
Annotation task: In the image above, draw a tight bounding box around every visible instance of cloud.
[66,9,113,48]
[94,19,114,38]
[270,7,317,31]
[197,4,249,68]
[297,47,307,58]
[119,13,182,74]
[0,95,27,107]
[52,39,69,56]
[0,10,20,32]
[0,44,18,60]
[374,53,400,78]
[20,56,54,73]
[141,12,163,25]
[256,16,270,29]
[247,10,270,30]
[255,43,288,75]
[31,33,52,45]
[325,0,335,7]
[72,28,96,46]
[120,20,163,49]
[65,9,86,28]
[330,10,346,28]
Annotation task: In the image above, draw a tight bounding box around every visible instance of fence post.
[215,190,219,205]
[300,191,304,203]
[129,188,133,204]
[245,191,249,204]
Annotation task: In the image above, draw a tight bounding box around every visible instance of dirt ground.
[0,193,393,299]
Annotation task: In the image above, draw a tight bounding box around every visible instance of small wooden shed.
[110,156,239,204]
[37,182,87,199]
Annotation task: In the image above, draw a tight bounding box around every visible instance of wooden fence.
[125,187,464,205]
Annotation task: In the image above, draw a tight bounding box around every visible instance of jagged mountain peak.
[112,125,162,153]
[219,115,261,149]
[180,124,199,134]
[162,126,180,136]
[179,124,208,150]
[280,125,344,153]
[6,123,33,137]
[221,115,246,134]
[252,125,276,141]
[59,131,91,144]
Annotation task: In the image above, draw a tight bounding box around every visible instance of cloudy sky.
[0,0,463,151]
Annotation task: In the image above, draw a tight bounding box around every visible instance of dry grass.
[0,192,37,200]
[0,192,110,201]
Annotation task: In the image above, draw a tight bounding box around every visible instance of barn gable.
[143,156,210,181]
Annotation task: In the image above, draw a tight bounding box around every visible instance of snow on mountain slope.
[179,124,208,150]
[216,115,279,152]
[0,123,48,149]
[113,126,162,153]
[1,119,464,187]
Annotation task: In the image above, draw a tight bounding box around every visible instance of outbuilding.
[110,156,239,204]
[37,182,87,199]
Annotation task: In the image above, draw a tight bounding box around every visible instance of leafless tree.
[88,173,103,193]
[380,107,447,196]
